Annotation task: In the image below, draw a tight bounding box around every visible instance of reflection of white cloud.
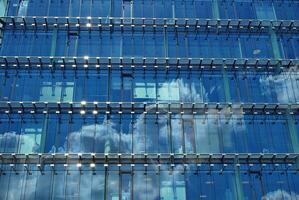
[0,131,40,153]
[133,173,160,199]
[55,117,132,153]
[0,169,106,199]
[260,68,298,103]
[0,131,19,151]
[1,77,246,154]
[0,112,245,154]
[253,49,261,55]
[263,190,299,200]
[195,108,245,153]
[158,78,208,102]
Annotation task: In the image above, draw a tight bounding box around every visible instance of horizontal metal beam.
[1,17,298,34]
[0,56,297,70]
[0,101,298,115]
[0,153,298,165]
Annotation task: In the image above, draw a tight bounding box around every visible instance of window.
[255,2,276,20]
[183,118,196,153]
[235,1,256,19]
[134,75,156,101]
[17,0,28,16]
[19,116,43,154]
[49,0,70,16]
[123,1,131,17]
[160,170,186,200]
[40,81,60,102]
[195,115,220,153]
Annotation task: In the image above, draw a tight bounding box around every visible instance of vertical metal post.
[104,167,108,200]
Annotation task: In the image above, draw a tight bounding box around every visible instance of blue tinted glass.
[274,1,299,20]
[254,2,276,20]
[7,0,20,16]
[219,1,237,19]
[91,0,110,17]
[195,1,213,18]
[81,0,91,16]
[27,0,47,16]
[49,0,70,16]
[143,1,153,18]
[236,2,256,19]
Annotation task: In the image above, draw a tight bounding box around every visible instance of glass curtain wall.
[0,113,297,154]
[1,30,292,59]
[0,164,298,200]
[6,0,299,20]
[1,69,298,104]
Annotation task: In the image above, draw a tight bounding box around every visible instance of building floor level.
[0,0,299,199]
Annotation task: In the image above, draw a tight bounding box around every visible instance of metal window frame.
[0,56,297,70]
[0,17,298,34]
[0,153,298,166]
[0,101,298,115]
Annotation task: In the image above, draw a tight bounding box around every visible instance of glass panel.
[52,165,66,199]
[66,166,80,199]
[92,0,110,17]
[49,0,70,16]
[34,169,53,199]
[145,115,158,153]
[18,0,29,16]
[133,171,159,200]
[5,115,21,153]
[171,115,183,153]
[19,116,43,154]
[5,166,26,199]
[120,114,132,153]
[183,118,196,153]
[107,171,119,200]
[91,170,105,200]
[40,81,62,102]
[235,1,256,19]
[255,2,276,20]
[121,173,132,200]
[123,74,133,102]
[195,115,220,153]
[123,1,131,17]
[195,1,213,18]
[81,0,91,16]
[7,0,22,16]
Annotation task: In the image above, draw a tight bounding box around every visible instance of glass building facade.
[0,0,299,200]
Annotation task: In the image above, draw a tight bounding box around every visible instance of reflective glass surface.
[0,164,298,200]
[6,0,299,20]
[0,113,297,154]
[1,0,299,199]
[1,69,298,104]
[1,31,294,59]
